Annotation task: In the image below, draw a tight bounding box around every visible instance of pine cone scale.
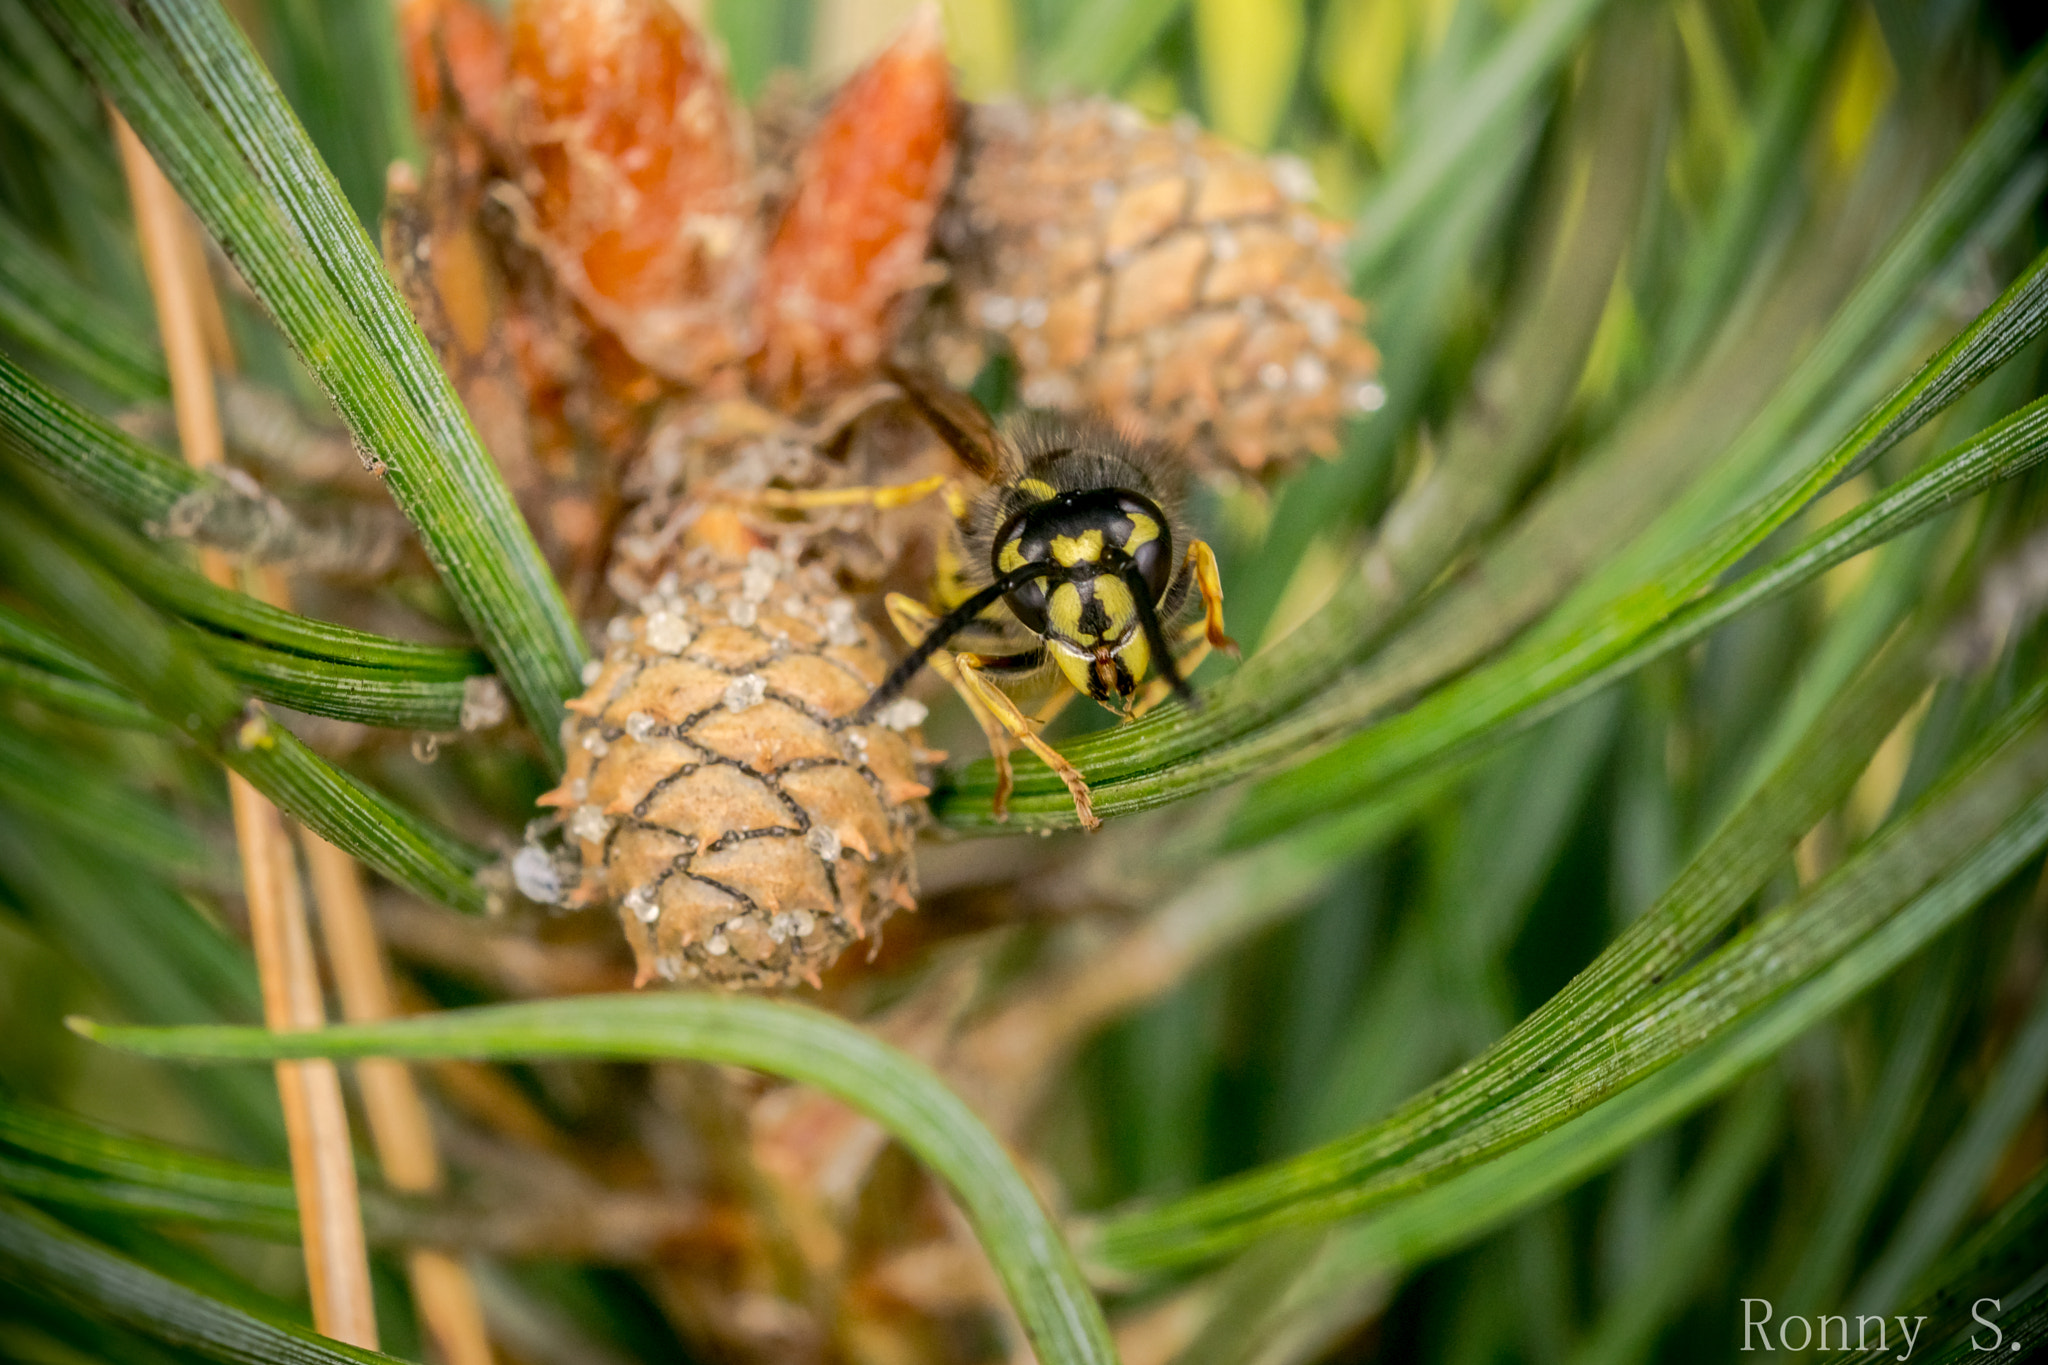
[1104,232,1212,340]
[1101,175,1190,257]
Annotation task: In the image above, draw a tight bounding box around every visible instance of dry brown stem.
[114,110,381,1350]
[304,833,496,1365]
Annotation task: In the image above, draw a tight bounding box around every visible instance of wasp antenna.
[858,563,1057,721]
[1124,563,1198,712]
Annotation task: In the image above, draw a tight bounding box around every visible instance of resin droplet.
[512,844,562,904]
[722,673,767,711]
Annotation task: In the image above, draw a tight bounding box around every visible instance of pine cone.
[405,4,970,988]
[929,99,1381,475]
[531,392,942,993]
[560,578,924,991]
[506,0,761,384]
[753,4,957,404]
[400,0,513,152]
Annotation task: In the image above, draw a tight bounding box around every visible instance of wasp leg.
[952,658,1101,831]
[1189,539,1240,657]
[882,596,1100,830]
[940,482,972,523]
[933,531,979,615]
[745,473,950,511]
[911,480,993,612]
[884,592,1020,819]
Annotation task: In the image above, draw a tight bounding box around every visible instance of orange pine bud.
[508,0,757,382]
[400,0,511,147]
[754,4,957,403]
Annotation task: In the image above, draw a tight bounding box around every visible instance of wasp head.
[991,486,1173,716]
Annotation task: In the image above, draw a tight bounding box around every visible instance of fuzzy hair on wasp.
[850,365,1237,830]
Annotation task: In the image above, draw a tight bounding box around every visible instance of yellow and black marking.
[862,365,1238,828]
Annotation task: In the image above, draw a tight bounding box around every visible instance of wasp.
[852,367,1236,829]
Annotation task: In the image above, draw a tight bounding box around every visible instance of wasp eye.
[1114,493,1173,601]
[991,515,1040,578]
[1005,577,1049,634]
[1131,538,1167,600]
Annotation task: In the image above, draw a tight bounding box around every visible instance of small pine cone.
[545,510,928,990]
[507,0,759,383]
[400,0,512,150]
[931,99,1381,475]
[753,4,957,405]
